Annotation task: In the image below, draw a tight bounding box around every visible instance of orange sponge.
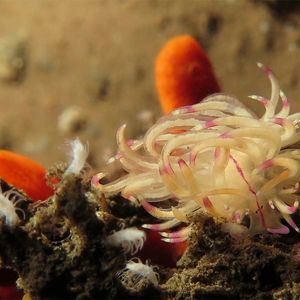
[0,150,54,201]
[155,35,221,114]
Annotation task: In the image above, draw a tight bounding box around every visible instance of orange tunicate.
[0,150,54,201]
[155,35,221,114]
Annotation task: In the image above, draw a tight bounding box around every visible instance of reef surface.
[1,165,300,299]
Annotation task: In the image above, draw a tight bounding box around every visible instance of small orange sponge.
[0,150,54,201]
[155,35,221,114]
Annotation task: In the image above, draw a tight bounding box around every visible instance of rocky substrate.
[1,171,300,299]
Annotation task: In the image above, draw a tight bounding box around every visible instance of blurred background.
[0,0,299,168]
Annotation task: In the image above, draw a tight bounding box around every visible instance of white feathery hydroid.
[65,138,89,175]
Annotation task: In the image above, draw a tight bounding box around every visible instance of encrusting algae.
[1,35,300,299]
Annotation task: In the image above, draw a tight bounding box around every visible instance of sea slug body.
[93,63,300,240]
[107,227,146,255]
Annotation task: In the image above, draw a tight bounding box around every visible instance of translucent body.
[117,258,159,287]
[0,189,26,228]
[107,227,146,255]
[93,64,300,240]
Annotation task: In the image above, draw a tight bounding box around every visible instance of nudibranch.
[92,63,300,242]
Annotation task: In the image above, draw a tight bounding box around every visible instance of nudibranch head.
[93,63,300,241]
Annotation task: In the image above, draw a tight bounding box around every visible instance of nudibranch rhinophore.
[92,63,300,242]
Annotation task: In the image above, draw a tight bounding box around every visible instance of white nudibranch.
[92,63,300,240]
[107,227,146,255]
[117,258,159,287]
[65,138,89,175]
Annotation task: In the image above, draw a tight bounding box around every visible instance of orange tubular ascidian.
[0,150,54,202]
[155,35,221,114]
